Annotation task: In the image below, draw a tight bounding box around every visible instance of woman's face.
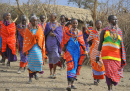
[40,16,45,22]
[22,17,27,25]
[31,17,37,26]
[6,13,11,20]
[60,16,65,23]
[50,14,56,21]
[72,20,78,29]
[96,21,102,29]
[110,16,117,26]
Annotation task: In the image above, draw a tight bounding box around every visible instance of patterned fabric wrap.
[87,30,105,79]
[102,27,126,77]
[64,30,86,77]
[23,26,45,65]
[17,24,27,64]
[27,29,43,72]
[83,27,93,53]
[1,22,16,55]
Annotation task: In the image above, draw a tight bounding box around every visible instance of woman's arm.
[96,30,105,62]
[98,30,105,51]
[60,43,68,62]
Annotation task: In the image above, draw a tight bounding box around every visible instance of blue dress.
[67,37,81,79]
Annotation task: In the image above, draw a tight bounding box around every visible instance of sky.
[0,0,106,8]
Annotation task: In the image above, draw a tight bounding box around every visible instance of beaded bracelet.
[96,55,99,58]
[85,51,88,54]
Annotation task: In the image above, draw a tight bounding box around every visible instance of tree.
[93,0,97,28]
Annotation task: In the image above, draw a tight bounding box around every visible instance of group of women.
[0,12,126,91]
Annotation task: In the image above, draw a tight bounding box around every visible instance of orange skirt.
[20,61,28,68]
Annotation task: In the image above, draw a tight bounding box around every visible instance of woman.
[87,20,105,85]
[44,13,63,79]
[39,15,46,31]
[0,13,6,65]
[82,20,93,53]
[39,15,48,61]
[23,15,45,83]
[1,13,17,67]
[60,15,68,69]
[61,18,87,91]
[17,15,28,73]
[96,15,126,91]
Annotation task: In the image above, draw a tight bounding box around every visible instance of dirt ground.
[0,54,130,91]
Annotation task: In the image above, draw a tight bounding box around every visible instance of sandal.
[49,74,53,78]
[34,74,39,80]
[71,85,77,89]
[23,67,26,72]
[7,62,10,67]
[52,74,56,79]
[94,80,98,86]
[97,79,100,83]
[27,78,32,84]
[66,87,71,91]
[17,70,21,74]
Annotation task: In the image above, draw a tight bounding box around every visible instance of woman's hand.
[49,32,56,37]
[60,56,64,64]
[96,56,99,63]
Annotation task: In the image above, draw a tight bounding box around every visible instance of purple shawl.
[44,22,63,54]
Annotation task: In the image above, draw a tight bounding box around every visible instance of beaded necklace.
[51,22,57,31]
[109,25,119,42]
[62,24,65,32]
[71,28,78,42]
[96,29,101,40]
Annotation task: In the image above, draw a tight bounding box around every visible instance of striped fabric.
[101,29,121,61]
[1,22,16,55]
[103,59,121,83]
[83,27,93,53]
[88,26,93,32]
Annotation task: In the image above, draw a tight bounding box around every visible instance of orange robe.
[61,25,68,59]
[23,26,45,65]
[39,22,48,60]
[1,22,16,55]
